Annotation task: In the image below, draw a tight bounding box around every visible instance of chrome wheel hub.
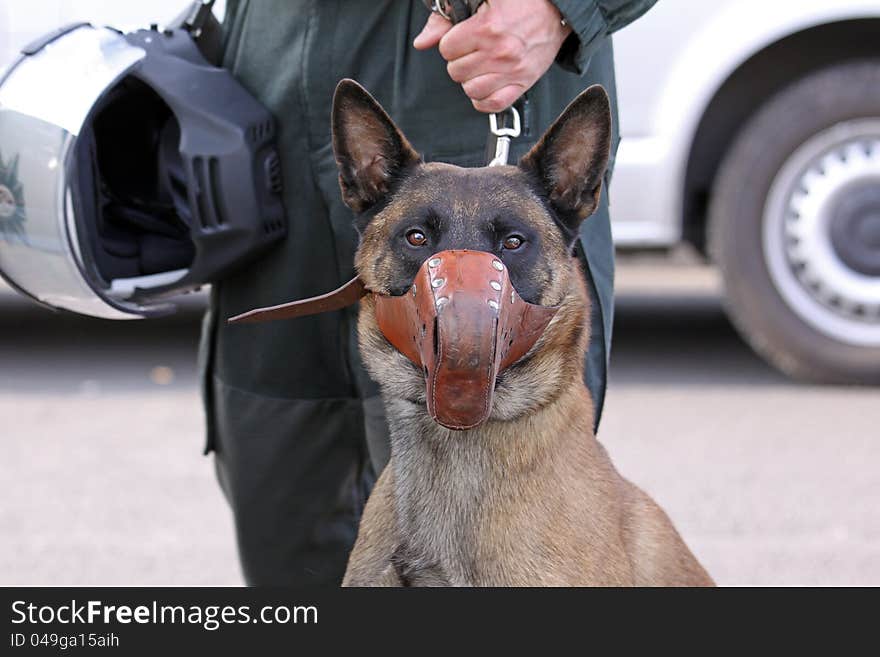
[764,120,880,347]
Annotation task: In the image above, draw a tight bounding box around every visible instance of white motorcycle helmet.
[0,4,285,318]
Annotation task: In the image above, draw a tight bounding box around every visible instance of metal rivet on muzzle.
[412,284,417,296]
[428,258,441,267]
[432,278,445,288]
[490,281,502,291]
[492,260,504,271]
[488,300,499,310]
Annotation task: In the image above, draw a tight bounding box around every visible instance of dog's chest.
[390,446,504,587]
[390,544,455,586]
[391,498,483,587]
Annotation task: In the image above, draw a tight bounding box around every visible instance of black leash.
[424,0,486,24]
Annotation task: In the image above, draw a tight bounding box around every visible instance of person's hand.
[413,0,572,113]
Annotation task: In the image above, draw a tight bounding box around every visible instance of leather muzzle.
[228,250,558,430]
[373,251,557,429]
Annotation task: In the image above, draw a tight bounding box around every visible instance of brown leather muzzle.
[372,250,557,429]
[228,250,558,430]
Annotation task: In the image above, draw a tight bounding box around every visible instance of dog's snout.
[373,250,558,430]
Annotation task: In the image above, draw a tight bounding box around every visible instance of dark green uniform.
[200,0,657,585]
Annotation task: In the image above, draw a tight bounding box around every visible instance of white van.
[612,0,880,382]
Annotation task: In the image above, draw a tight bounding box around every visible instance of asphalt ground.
[1,255,878,586]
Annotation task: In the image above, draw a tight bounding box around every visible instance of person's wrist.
[548,0,573,38]
[542,0,573,59]
[546,0,591,72]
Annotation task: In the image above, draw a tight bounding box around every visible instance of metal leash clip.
[487,106,521,167]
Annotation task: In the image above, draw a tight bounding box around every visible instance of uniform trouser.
[200,0,616,586]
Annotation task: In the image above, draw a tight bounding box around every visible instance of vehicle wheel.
[709,60,880,383]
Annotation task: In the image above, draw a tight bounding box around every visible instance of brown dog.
[241,79,714,586]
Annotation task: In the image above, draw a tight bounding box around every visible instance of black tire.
[708,60,880,384]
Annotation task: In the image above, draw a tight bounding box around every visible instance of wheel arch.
[681,18,880,254]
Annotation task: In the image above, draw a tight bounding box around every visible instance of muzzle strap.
[227,276,367,324]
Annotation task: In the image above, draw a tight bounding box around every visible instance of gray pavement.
[1,256,878,586]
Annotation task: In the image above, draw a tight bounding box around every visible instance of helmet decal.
[0,149,26,242]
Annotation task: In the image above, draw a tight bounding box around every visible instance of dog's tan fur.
[333,80,713,586]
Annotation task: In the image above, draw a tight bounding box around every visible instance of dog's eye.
[405,229,428,247]
[503,235,524,250]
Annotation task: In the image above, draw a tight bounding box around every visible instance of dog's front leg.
[342,467,402,586]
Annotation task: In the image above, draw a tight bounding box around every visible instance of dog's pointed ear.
[332,79,421,214]
[519,85,612,237]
